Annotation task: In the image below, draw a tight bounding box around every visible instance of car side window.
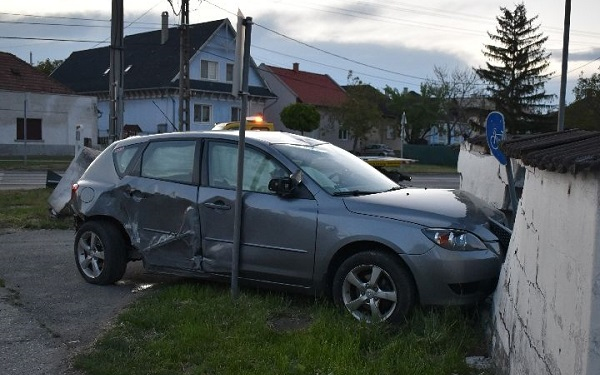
[140,140,196,184]
[207,142,287,193]
[113,144,142,177]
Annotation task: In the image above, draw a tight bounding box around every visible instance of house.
[51,18,275,143]
[0,52,98,156]
[259,63,351,149]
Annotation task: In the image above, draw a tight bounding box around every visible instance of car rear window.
[113,144,142,177]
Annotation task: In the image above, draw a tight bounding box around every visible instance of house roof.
[51,19,273,98]
[500,129,600,174]
[264,64,347,107]
[0,52,73,94]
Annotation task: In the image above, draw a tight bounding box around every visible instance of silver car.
[71,131,510,322]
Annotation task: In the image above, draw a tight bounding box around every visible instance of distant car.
[361,144,395,156]
[70,131,511,323]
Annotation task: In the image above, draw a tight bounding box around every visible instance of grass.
[73,282,491,375]
[401,163,457,174]
[0,188,72,229]
[0,155,73,171]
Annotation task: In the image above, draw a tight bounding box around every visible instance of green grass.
[0,155,73,171]
[400,163,457,174]
[74,282,490,375]
[0,188,72,229]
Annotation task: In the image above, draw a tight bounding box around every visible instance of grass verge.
[0,155,73,171]
[0,188,72,229]
[74,282,490,375]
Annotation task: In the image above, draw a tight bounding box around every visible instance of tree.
[573,66,600,100]
[565,66,600,130]
[475,3,553,133]
[34,58,63,75]
[384,85,440,144]
[280,103,320,135]
[334,74,383,152]
[424,66,483,144]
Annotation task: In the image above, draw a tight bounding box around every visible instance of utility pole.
[109,0,124,142]
[178,0,190,131]
[557,0,571,131]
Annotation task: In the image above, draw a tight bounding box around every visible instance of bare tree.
[425,66,483,144]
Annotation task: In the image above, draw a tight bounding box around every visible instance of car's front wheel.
[74,221,127,285]
[332,251,416,323]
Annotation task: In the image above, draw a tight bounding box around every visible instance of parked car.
[361,144,395,156]
[70,131,511,323]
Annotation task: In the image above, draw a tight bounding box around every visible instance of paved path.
[0,229,180,375]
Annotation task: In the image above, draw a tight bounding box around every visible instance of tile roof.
[264,64,347,107]
[500,129,600,174]
[0,52,73,94]
[51,19,276,98]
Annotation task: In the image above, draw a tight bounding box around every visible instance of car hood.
[343,188,504,240]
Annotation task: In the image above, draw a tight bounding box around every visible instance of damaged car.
[70,131,511,322]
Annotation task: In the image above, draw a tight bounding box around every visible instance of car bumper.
[401,243,503,305]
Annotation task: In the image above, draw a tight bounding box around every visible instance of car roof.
[111,130,328,148]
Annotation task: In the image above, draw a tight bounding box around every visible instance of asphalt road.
[0,229,180,375]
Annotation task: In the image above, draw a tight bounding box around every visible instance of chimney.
[293,62,299,72]
[161,11,169,44]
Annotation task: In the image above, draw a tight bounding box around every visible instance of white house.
[0,52,98,156]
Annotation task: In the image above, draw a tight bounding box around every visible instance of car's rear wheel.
[332,251,416,323]
[74,221,127,285]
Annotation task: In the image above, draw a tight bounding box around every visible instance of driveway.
[0,229,179,375]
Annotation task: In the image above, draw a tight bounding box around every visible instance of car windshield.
[273,142,400,195]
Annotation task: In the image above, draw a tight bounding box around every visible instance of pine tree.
[475,3,553,133]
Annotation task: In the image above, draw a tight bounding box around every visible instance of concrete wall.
[458,141,522,211]
[491,168,600,374]
[0,90,97,156]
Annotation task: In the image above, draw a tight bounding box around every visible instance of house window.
[338,128,348,141]
[231,107,241,121]
[226,63,234,82]
[193,104,212,123]
[200,60,218,80]
[16,118,42,140]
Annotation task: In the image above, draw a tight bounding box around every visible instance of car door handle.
[204,200,231,210]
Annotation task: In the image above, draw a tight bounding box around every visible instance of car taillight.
[71,183,79,201]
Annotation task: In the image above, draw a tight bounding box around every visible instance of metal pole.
[557,0,571,131]
[178,0,190,132]
[505,160,519,228]
[109,0,124,142]
[23,93,28,165]
[400,112,406,158]
[231,17,252,300]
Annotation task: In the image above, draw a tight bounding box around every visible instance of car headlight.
[422,228,488,251]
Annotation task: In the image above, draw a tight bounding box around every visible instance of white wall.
[0,90,97,155]
[491,168,600,375]
[458,141,521,211]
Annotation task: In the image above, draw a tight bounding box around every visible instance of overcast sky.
[1,0,599,105]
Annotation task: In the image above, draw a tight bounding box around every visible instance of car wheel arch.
[324,241,418,300]
[78,215,136,258]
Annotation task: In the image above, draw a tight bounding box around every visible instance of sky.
[1,0,599,106]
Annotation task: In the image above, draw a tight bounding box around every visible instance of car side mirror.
[268,170,302,197]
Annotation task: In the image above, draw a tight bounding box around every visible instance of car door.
[121,139,201,271]
[198,140,318,287]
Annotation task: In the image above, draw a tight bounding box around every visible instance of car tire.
[74,221,127,285]
[332,251,416,323]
